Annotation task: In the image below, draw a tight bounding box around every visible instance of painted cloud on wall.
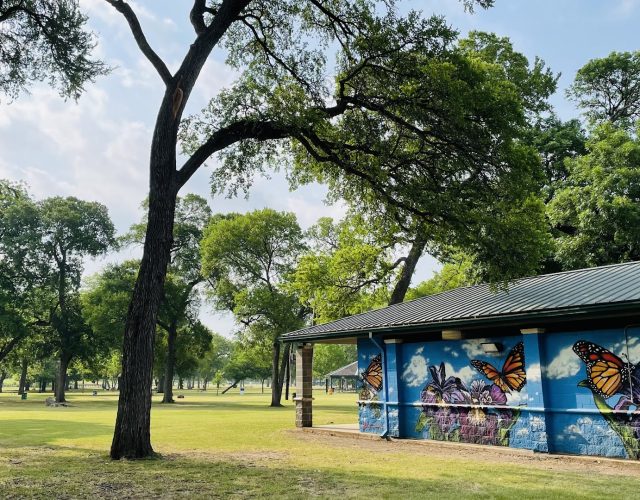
[444,362,475,385]
[402,355,430,387]
[528,363,542,383]
[461,339,487,358]
[545,346,580,379]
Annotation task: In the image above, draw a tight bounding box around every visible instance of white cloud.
[402,355,429,388]
[444,362,475,385]
[545,346,581,380]
[528,363,542,383]
[461,339,489,358]
[444,346,460,357]
[506,391,524,406]
[614,0,640,16]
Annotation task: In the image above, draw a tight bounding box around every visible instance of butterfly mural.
[416,343,525,447]
[573,340,640,459]
[359,354,383,401]
[573,340,640,405]
[471,341,526,394]
[361,354,383,391]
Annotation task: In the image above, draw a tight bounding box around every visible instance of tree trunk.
[110,98,179,458]
[270,342,291,407]
[0,370,6,393]
[74,380,79,390]
[55,353,72,403]
[109,0,254,458]
[222,380,239,394]
[270,341,282,407]
[17,358,28,395]
[388,231,428,306]
[162,321,178,403]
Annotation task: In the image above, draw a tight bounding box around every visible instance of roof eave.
[280,301,640,343]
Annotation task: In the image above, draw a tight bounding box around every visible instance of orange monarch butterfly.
[471,341,526,393]
[573,340,632,399]
[361,354,383,392]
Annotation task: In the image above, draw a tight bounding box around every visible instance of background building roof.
[325,361,359,379]
[282,261,640,342]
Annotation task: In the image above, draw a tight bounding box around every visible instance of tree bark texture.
[110,99,178,458]
[162,321,178,403]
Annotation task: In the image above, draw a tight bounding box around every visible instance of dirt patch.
[292,429,640,477]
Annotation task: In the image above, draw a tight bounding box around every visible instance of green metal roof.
[281,261,640,342]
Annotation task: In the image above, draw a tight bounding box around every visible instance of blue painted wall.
[356,327,640,459]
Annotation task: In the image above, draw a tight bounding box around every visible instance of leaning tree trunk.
[388,231,428,306]
[0,370,6,393]
[17,358,28,395]
[162,321,178,403]
[107,0,254,459]
[55,352,72,403]
[110,90,179,459]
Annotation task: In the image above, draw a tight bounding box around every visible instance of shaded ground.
[1,390,639,498]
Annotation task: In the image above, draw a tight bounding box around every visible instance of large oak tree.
[95,0,557,459]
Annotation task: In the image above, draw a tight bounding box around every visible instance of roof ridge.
[401,260,640,307]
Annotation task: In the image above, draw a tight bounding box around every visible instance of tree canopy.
[201,208,308,406]
[547,123,640,269]
[0,0,106,99]
[568,50,640,129]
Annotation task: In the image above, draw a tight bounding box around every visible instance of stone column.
[295,343,313,428]
[521,328,550,452]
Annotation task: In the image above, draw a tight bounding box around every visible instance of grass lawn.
[1,388,639,498]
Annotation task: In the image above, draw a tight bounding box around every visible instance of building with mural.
[281,261,640,459]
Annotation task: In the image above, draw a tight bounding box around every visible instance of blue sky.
[1,0,639,335]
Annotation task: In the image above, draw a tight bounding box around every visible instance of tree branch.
[104,0,172,86]
[190,0,207,34]
[177,119,290,188]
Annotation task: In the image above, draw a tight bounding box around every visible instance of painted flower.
[490,384,508,405]
[421,363,469,406]
[418,362,519,446]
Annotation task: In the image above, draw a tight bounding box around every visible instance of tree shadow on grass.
[0,420,113,447]
[1,444,637,499]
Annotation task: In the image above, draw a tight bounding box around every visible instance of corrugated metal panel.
[326,361,358,378]
[282,261,640,341]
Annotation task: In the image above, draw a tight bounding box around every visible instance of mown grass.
[1,388,639,498]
